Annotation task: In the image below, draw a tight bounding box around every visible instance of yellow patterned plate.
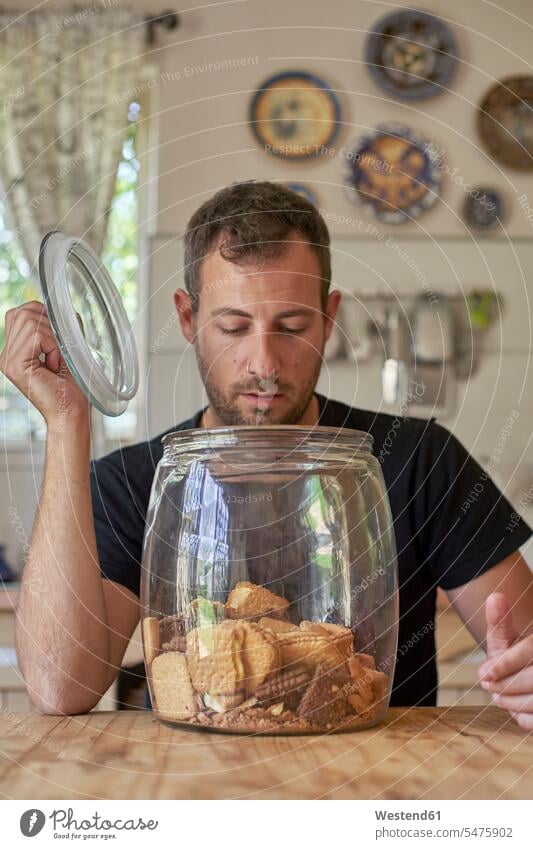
[250,71,342,159]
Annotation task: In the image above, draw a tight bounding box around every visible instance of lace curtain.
[0,6,145,266]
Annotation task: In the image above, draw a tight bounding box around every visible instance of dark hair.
[183,180,331,312]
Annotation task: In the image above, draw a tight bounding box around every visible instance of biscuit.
[299,620,328,635]
[368,669,389,702]
[276,631,347,674]
[255,665,311,710]
[204,692,245,712]
[346,690,371,715]
[297,663,351,726]
[348,656,374,704]
[299,621,353,660]
[143,617,160,666]
[158,614,185,650]
[186,620,279,697]
[226,581,289,620]
[355,652,376,670]
[151,651,197,720]
[161,634,186,652]
[186,622,242,695]
[259,617,298,634]
[239,621,280,696]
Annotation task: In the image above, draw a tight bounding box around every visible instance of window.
[0,105,140,444]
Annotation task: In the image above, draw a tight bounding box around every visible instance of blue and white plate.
[365,9,459,101]
[463,188,505,232]
[343,123,442,223]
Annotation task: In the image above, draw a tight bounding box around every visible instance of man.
[2,181,533,724]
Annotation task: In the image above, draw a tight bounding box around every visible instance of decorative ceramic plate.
[286,183,318,205]
[463,187,505,232]
[365,9,459,101]
[478,76,533,171]
[344,123,442,223]
[250,71,342,158]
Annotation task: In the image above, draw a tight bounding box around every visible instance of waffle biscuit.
[151,651,197,720]
[255,664,311,710]
[142,617,160,666]
[297,663,351,726]
[225,581,289,620]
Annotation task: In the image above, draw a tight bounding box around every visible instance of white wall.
[139,0,533,553]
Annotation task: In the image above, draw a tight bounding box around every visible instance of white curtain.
[0,6,145,265]
[0,7,146,456]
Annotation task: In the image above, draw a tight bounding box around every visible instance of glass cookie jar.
[141,426,399,734]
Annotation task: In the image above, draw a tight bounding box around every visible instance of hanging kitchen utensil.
[38,231,139,416]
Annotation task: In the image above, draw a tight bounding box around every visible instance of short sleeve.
[414,421,532,590]
[90,456,144,598]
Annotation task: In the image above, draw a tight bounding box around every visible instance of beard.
[194,345,323,426]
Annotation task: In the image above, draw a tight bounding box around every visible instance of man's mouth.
[240,392,283,408]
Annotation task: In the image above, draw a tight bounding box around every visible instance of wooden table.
[0,707,531,800]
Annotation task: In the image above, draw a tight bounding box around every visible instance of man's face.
[175,235,341,426]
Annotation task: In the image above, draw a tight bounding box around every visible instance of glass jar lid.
[38,231,139,416]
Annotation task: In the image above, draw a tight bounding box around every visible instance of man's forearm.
[16,420,112,713]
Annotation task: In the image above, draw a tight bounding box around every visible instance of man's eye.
[218,325,307,336]
[219,326,246,335]
[280,326,306,334]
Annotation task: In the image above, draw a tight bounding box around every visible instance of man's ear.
[173,288,195,344]
[324,290,342,342]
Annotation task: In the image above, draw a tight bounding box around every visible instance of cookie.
[299,620,328,635]
[355,652,377,670]
[143,617,160,666]
[255,664,311,710]
[158,614,185,650]
[239,621,280,695]
[276,631,346,674]
[186,620,279,697]
[297,663,351,727]
[161,634,186,652]
[348,655,374,704]
[368,669,389,702]
[186,622,243,695]
[259,617,298,634]
[299,621,354,660]
[345,689,371,715]
[204,692,245,713]
[151,651,197,720]
[226,581,289,620]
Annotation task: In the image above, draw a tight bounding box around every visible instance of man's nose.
[247,330,281,379]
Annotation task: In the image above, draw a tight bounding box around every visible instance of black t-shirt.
[90,392,532,707]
